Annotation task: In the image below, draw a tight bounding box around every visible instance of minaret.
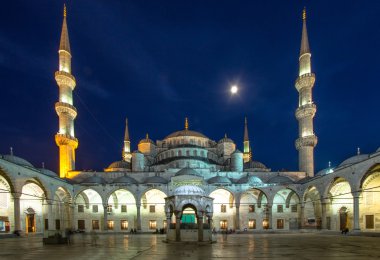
[295,8,317,177]
[122,118,132,162]
[55,5,78,178]
[243,117,250,163]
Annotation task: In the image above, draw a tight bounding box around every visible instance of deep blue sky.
[0,1,379,173]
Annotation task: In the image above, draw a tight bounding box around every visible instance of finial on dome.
[42,162,45,169]
[10,147,13,156]
[302,7,306,20]
[357,147,361,155]
[64,4,67,17]
[146,133,149,139]
[328,161,331,168]
[185,117,189,130]
[225,133,227,138]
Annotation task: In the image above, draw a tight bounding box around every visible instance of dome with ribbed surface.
[144,176,168,184]
[165,129,207,139]
[174,185,205,196]
[112,175,138,185]
[175,168,199,176]
[207,176,231,184]
[107,160,131,170]
[81,176,107,185]
[2,154,34,168]
[237,175,263,185]
[339,154,369,167]
[244,160,268,170]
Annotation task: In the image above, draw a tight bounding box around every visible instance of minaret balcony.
[55,102,77,119]
[55,133,79,148]
[295,135,318,150]
[55,71,76,90]
[295,104,316,119]
[295,73,315,92]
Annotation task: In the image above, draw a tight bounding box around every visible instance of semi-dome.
[237,175,263,185]
[106,160,131,170]
[174,185,205,196]
[165,129,207,139]
[2,154,34,168]
[207,176,231,185]
[339,154,369,167]
[81,176,107,185]
[39,168,57,177]
[175,168,199,176]
[267,175,294,184]
[112,175,138,185]
[144,176,168,184]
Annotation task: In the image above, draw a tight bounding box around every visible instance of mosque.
[0,6,379,242]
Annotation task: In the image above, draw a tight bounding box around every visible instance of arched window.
[178,150,182,156]
[194,150,198,156]
[200,151,205,157]
[186,150,190,156]
[171,151,174,157]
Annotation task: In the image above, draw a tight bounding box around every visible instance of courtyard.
[0,232,379,259]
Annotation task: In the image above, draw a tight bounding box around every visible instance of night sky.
[1,1,379,173]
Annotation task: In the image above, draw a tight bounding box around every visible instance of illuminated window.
[163,220,167,229]
[262,219,269,229]
[92,220,99,230]
[220,220,227,229]
[149,220,157,229]
[277,219,284,229]
[107,205,113,213]
[277,205,283,213]
[107,220,114,230]
[150,205,155,213]
[248,219,256,229]
[221,204,226,213]
[92,205,98,213]
[366,215,374,229]
[248,205,255,213]
[78,220,85,230]
[121,220,128,230]
[291,205,297,213]
[78,205,84,213]
[121,205,127,213]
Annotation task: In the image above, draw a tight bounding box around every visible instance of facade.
[0,7,380,241]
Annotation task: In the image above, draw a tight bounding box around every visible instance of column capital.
[352,191,362,198]
[12,192,21,199]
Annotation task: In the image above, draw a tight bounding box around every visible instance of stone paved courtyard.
[1,233,380,259]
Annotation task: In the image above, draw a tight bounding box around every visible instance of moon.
[230,85,238,94]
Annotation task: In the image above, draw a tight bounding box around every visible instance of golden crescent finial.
[302,7,306,20]
[64,4,67,17]
[185,117,189,130]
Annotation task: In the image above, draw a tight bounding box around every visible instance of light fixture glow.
[230,85,238,94]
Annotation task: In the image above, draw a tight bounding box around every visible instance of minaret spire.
[185,117,189,130]
[295,8,317,177]
[123,118,132,162]
[55,4,78,178]
[243,116,251,163]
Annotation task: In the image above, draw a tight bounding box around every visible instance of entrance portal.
[339,207,348,230]
[25,208,36,233]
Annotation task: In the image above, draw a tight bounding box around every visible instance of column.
[235,204,240,231]
[299,205,305,229]
[321,202,327,230]
[70,205,75,230]
[103,204,108,231]
[13,193,21,232]
[166,215,171,235]
[353,192,361,231]
[267,204,273,229]
[198,216,203,242]
[136,203,141,231]
[48,201,55,231]
[175,213,181,242]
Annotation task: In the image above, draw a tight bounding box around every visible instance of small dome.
[231,149,243,155]
[139,134,155,145]
[144,176,168,184]
[106,160,131,170]
[244,160,268,170]
[315,167,334,176]
[112,175,138,185]
[39,168,57,177]
[2,154,34,168]
[174,185,205,196]
[81,176,107,185]
[237,175,263,185]
[267,175,293,184]
[175,168,199,176]
[165,129,207,139]
[218,134,234,144]
[207,176,232,185]
[339,154,369,167]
